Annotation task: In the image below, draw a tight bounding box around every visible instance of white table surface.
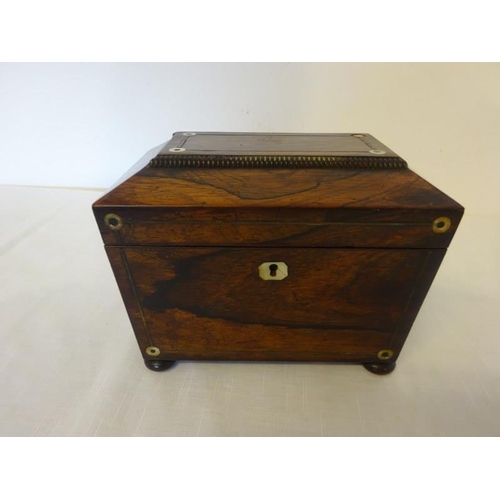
[0,184,499,436]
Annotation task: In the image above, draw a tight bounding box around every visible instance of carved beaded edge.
[147,155,408,170]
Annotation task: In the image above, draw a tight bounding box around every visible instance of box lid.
[151,131,406,168]
[93,132,463,248]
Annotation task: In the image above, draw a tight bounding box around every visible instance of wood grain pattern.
[105,246,445,363]
[93,132,463,371]
[95,207,460,248]
[93,167,463,248]
[95,167,461,210]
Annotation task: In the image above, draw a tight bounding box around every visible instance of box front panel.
[106,246,445,363]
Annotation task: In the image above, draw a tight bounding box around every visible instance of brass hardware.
[146,346,160,356]
[259,262,288,281]
[433,216,451,234]
[104,213,123,231]
[369,149,386,155]
[377,349,394,360]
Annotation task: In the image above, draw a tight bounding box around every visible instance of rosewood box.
[93,132,463,374]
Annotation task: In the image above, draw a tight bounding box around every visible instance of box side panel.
[388,249,447,354]
[104,246,155,351]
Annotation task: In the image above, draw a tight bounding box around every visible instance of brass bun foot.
[363,362,396,375]
[144,360,176,372]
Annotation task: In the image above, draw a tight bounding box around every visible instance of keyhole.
[258,262,287,280]
[269,264,278,277]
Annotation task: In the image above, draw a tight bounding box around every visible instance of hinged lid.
[93,132,463,249]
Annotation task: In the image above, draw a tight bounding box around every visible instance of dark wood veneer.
[93,132,463,374]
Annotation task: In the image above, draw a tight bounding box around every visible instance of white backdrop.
[1,63,499,214]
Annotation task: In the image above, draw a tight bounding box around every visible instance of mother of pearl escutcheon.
[258,262,288,281]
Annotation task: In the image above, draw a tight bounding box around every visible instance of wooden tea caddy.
[93,132,463,374]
